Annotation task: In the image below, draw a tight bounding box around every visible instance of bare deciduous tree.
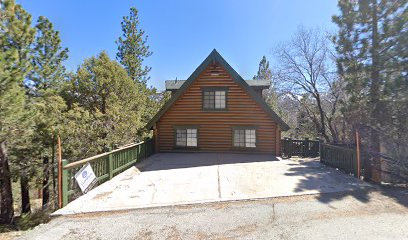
[273,26,344,143]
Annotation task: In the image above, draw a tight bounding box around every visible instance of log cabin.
[146,49,289,155]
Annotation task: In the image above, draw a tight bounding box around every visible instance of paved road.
[54,154,369,215]
[18,188,408,240]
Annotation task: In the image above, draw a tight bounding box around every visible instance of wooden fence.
[61,139,155,207]
[281,138,320,158]
[320,143,363,177]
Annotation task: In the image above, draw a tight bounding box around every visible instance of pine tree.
[253,56,279,108]
[333,0,407,179]
[29,15,69,209]
[253,56,272,81]
[333,0,407,126]
[116,7,152,83]
[30,16,68,93]
[115,7,161,136]
[253,56,279,111]
[68,52,145,151]
[0,0,35,223]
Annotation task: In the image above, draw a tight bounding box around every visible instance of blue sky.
[17,0,338,91]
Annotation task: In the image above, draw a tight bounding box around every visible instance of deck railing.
[61,139,154,207]
[320,143,363,177]
[281,138,320,158]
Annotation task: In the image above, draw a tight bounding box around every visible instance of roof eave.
[146,49,290,131]
[145,50,218,130]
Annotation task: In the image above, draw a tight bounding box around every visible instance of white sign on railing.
[75,163,97,193]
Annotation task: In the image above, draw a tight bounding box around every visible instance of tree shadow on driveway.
[284,158,408,207]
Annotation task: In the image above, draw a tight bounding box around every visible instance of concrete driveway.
[54,153,370,215]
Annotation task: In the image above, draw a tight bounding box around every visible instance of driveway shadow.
[139,153,279,172]
[285,158,408,207]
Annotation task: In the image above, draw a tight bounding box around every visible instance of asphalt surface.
[17,188,408,240]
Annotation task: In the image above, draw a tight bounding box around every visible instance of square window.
[203,90,226,110]
[233,128,256,148]
[176,128,197,147]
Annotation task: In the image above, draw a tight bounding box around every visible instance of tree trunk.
[315,93,330,142]
[370,0,381,130]
[42,156,50,209]
[327,120,339,144]
[0,141,14,224]
[369,1,382,182]
[20,174,31,214]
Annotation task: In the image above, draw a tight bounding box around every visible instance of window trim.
[231,126,258,149]
[201,87,228,111]
[173,125,199,149]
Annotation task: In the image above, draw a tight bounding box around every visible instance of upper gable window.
[203,88,227,110]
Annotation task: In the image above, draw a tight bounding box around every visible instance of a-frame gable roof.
[146,49,289,131]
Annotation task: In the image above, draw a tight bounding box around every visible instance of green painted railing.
[320,143,363,176]
[61,139,155,207]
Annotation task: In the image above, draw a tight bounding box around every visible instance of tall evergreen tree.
[333,0,406,123]
[68,52,145,151]
[116,7,152,83]
[333,0,407,180]
[0,0,35,223]
[30,16,68,93]
[333,0,407,161]
[29,15,69,209]
[253,56,279,111]
[253,56,272,81]
[115,6,165,137]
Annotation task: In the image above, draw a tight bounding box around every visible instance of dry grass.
[0,181,54,233]
[11,181,42,216]
[0,210,51,233]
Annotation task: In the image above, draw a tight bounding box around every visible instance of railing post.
[108,148,113,180]
[288,138,292,158]
[304,137,309,157]
[147,139,151,157]
[315,137,320,157]
[62,159,69,207]
[151,138,155,155]
[355,130,361,179]
[282,138,287,158]
[318,138,323,162]
[136,144,139,162]
[143,141,147,159]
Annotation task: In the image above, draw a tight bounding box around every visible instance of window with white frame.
[233,128,256,148]
[203,90,226,110]
[176,128,197,147]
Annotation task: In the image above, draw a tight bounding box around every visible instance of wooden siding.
[156,63,280,154]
